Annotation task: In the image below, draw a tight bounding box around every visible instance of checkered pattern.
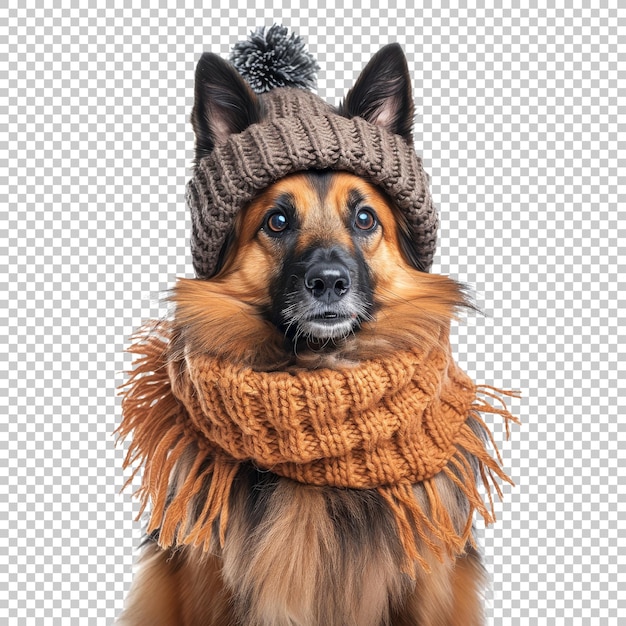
[1,5,623,624]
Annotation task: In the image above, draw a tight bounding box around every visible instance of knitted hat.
[188,25,438,279]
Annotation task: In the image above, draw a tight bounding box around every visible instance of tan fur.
[221,479,407,626]
[169,277,288,369]
[235,173,357,256]
[120,172,487,625]
[119,477,485,625]
[391,549,486,625]
[116,543,234,625]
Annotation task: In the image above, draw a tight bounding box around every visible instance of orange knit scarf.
[117,321,518,572]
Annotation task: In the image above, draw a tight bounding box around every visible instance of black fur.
[191,52,262,165]
[339,43,414,144]
[270,243,373,341]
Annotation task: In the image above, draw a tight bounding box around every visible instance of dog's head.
[173,44,469,369]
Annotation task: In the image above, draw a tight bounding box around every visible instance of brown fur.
[118,172,486,625]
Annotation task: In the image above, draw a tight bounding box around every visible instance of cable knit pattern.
[178,338,473,487]
[188,88,439,278]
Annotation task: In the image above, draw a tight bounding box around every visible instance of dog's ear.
[339,43,414,143]
[191,52,261,164]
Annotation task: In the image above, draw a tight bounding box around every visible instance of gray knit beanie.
[188,27,438,279]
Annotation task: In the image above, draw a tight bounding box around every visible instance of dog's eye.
[266,211,289,234]
[354,208,377,231]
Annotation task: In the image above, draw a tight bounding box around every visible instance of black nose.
[304,262,352,302]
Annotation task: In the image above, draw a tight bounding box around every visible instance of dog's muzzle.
[279,246,371,342]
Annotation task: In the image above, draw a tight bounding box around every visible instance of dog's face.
[222,170,415,345]
[172,44,467,369]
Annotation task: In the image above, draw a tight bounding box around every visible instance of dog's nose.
[304,262,352,302]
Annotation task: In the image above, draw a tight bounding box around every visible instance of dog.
[117,40,489,626]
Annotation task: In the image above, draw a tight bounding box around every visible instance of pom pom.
[230,25,319,94]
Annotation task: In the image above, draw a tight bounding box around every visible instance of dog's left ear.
[339,43,414,143]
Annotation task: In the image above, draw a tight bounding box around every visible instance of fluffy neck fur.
[168,272,471,370]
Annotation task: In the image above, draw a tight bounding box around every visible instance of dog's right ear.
[191,52,261,165]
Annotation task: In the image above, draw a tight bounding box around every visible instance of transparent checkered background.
[1,3,623,624]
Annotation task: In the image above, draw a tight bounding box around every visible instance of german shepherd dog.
[118,44,486,625]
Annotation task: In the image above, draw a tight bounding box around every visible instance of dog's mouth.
[314,310,349,322]
[297,316,357,341]
[281,305,364,342]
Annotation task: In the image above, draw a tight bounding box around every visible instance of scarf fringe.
[116,324,520,573]
[116,326,239,553]
[378,386,520,574]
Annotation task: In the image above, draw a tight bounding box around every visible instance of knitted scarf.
[117,321,518,572]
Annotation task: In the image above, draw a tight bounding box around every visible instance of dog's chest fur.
[119,465,485,626]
